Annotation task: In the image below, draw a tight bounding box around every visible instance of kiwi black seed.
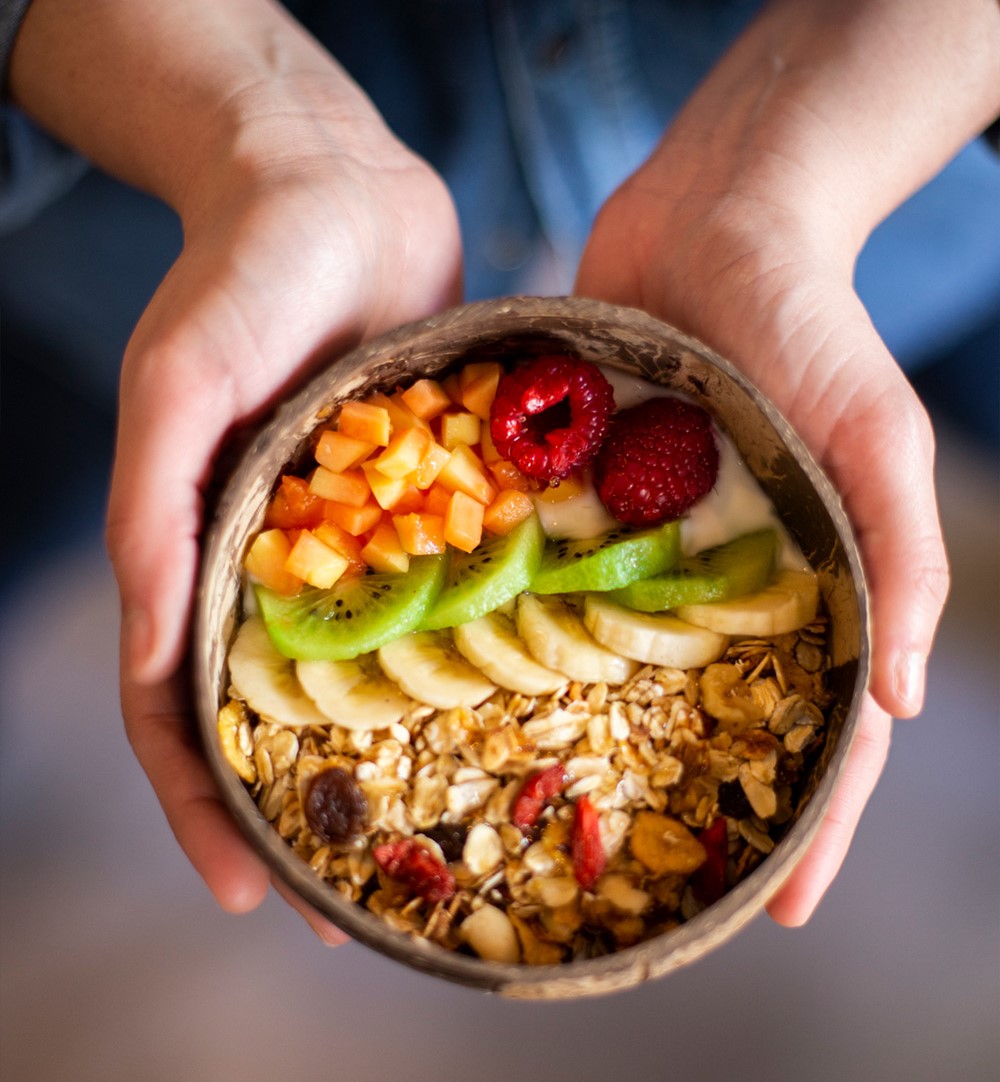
[255,553,447,660]
[529,521,680,595]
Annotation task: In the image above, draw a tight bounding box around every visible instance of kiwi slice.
[530,521,680,595]
[256,554,447,661]
[609,528,778,612]
[421,513,545,631]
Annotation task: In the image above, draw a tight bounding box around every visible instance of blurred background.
[2,5,999,1073]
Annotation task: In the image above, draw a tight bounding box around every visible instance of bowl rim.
[194,295,871,998]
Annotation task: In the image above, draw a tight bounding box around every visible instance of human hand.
[576,155,946,927]
[107,120,462,920]
[575,0,1000,926]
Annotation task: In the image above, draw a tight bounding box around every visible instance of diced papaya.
[488,459,533,493]
[374,426,432,479]
[315,429,376,473]
[244,528,303,594]
[459,361,502,420]
[360,519,410,574]
[308,467,371,507]
[392,512,447,555]
[265,475,326,529]
[322,499,382,536]
[444,490,485,553]
[483,490,536,535]
[437,444,496,506]
[399,378,452,420]
[439,410,481,450]
[284,530,351,589]
[337,400,391,446]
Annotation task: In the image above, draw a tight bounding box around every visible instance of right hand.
[107,114,462,925]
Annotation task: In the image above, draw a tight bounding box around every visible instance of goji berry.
[571,795,606,891]
[692,816,728,905]
[373,839,456,904]
[511,763,568,834]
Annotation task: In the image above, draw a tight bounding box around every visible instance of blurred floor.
[1,416,997,1082]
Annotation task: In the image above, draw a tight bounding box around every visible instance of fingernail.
[124,605,152,680]
[893,650,925,716]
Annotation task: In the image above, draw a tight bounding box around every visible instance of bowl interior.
[194,296,869,998]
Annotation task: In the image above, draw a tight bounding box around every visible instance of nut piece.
[629,811,707,876]
[461,904,521,963]
[218,700,256,783]
[462,822,504,878]
[699,664,765,733]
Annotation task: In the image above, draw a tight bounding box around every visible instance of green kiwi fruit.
[608,528,778,612]
[529,521,680,594]
[256,553,447,660]
[421,512,545,631]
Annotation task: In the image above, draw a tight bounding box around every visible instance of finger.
[121,653,270,913]
[820,354,950,719]
[271,877,350,947]
[107,328,238,685]
[766,695,891,927]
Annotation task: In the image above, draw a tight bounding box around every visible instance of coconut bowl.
[193,296,869,999]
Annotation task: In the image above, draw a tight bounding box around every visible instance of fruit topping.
[489,355,615,483]
[692,816,729,905]
[609,528,777,612]
[594,397,719,526]
[373,838,456,903]
[511,763,569,834]
[530,521,680,595]
[303,766,369,844]
[571,795,606,890]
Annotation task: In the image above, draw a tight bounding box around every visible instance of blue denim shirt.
[1,0,997,378]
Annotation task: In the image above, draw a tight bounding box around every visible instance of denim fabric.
[0,0,997,403]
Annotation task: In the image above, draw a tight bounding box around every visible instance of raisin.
[424,823,468,863]
[304,767,368,844]
[717,778,753,819]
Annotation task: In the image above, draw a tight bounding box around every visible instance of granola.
[219,617,833,964]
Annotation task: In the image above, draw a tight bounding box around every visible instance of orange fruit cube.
[315,429,376,473]
[360,520,410,574]
[308,466,371,507]
[284,530,351,589]
[323,499,382,537]
[439,410,482,450]
[392,512,447,555]
[444,490,485,553]
[483,490,536,535]
[366,391,432,434]
[337,400,391,446]
[265,475,326,530]
[479,424,501,464]
[400,378,452,420]
[313,521,367,574]
[437,444,496,506]
[535,472,589,503]
[244,528,302,594]
[374,426,432,479]
[410,440,451,490]
[422,483,452,518]
[459,361,502,420]
[488,459,533,492]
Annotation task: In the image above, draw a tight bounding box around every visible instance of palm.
[576,178,947,922]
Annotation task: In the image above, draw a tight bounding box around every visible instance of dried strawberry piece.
[511,763,569,834]
[489,355,615,483]
[692,816,729,905]
[571,795,606,891]
[373,839,456,904]
[594,396,719,526]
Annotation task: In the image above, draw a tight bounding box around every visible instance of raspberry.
[489,355,615,483]
[594,397,719,526]
[373,839,456,904]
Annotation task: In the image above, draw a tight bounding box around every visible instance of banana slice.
[377,630,497,709]
[453,611,568,696]
[296,654,413,731]
[227,616,329,729]
[516,593,639,685]
[584,595,729,668]
[676,568,819,636]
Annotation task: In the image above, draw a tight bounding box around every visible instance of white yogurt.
[533,366,808,571]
